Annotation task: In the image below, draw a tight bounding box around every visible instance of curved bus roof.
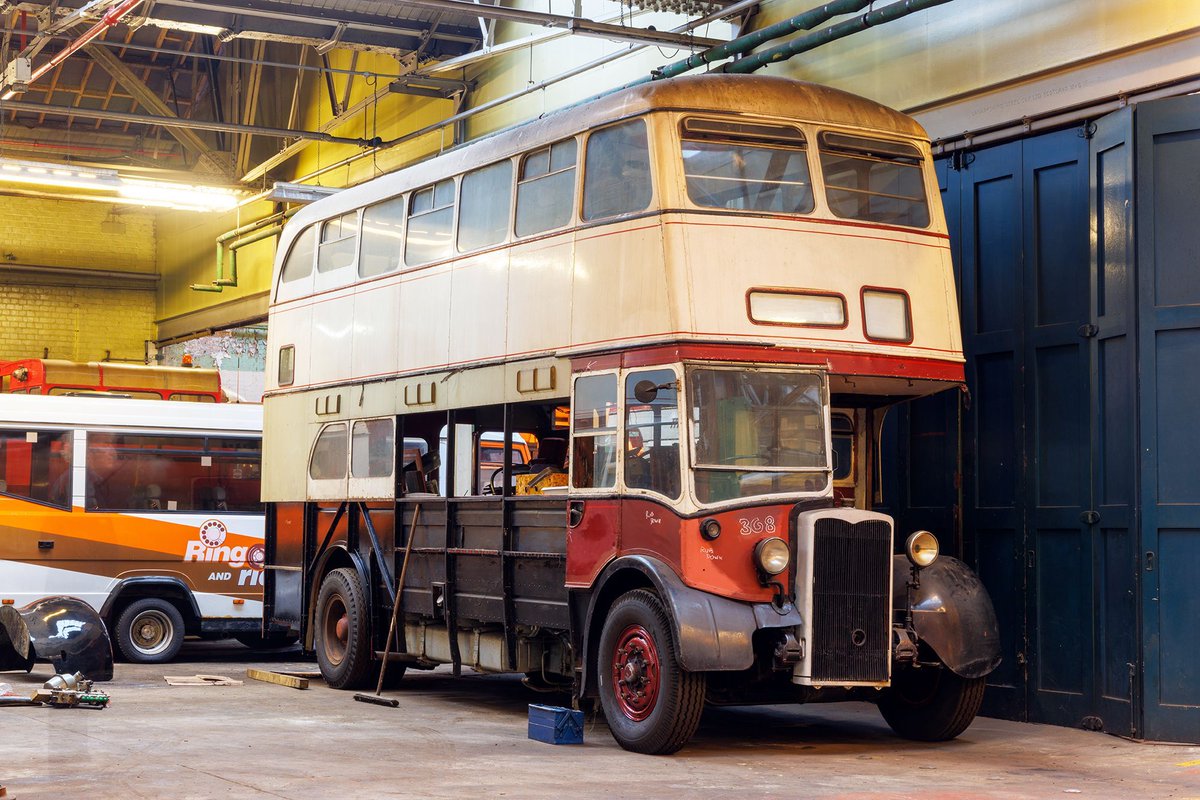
[0,394,262,434]
[275,74,929,257]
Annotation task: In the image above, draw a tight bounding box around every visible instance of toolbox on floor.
[527,704,584,745]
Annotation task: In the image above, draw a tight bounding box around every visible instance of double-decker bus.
[0,394,272,663]
[261,74,1000,754]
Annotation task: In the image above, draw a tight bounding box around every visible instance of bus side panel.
[266,502,307,631]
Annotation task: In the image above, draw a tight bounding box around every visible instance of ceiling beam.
[0,96,382,147]
[84,41,230,175]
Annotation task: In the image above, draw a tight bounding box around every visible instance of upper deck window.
[360,196,405,277]
[406,178,456,266]
[681,118,814,214]
[582,119,652,222]
[280,225,316,283]
[458,160,513,253]
[317,212,359,273]
[516,138,576,237]
[819,133,929,228]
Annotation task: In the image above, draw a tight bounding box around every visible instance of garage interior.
[1,0,1199,792]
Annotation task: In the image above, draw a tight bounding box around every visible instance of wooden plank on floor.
[246,668,310,690]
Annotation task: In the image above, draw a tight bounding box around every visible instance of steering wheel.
[486,464,531,494]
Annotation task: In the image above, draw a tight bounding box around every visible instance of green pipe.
[192,207,300,292]
[722,0,954,74]
[651,0,872,81]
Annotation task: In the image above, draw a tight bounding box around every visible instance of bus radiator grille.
[810,517,891,683]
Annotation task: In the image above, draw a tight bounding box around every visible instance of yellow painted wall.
[0,195,155,273]
[0,195,157,361]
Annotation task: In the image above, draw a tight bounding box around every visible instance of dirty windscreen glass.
[689,368,829,504]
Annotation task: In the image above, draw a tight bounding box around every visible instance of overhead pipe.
[650,0,873,81]
[18,0,145,92]
[721,0,955,74]
[191,208,301,292]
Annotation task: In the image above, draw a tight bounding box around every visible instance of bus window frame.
[405,176,460,268]
[569,370,621,493]
[683,363,834,510]
[457,158,516,255]
[580,116,656,224]
[515,137,579,239]
[621,365,684,503]
[317,210,361,274]
[0,426,75,511]
[359,194,408,278]
[82,429,263,515]
[814,128,932,230]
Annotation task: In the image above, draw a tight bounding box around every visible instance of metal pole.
[722,0,954,74]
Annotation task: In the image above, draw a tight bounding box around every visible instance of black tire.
[314,568,372,690]
[878,667,986,741]
[597,590,706,755]
[115,598,186,664]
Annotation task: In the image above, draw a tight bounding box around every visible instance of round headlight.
[700,518,721,541]
[906,530,939,568]
[754,537,790,576]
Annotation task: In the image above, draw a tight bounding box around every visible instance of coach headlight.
[754,537,790,576]
[905,530,939,568]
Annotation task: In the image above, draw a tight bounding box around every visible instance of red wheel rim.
[611,624,661,721]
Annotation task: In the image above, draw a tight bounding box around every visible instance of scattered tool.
[354,505,419,709]
[32,672,110,709]
[246,668,309,690]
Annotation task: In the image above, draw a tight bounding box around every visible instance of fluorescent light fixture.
[0,157,245,212]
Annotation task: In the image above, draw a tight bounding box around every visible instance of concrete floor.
[1,641,1198,800]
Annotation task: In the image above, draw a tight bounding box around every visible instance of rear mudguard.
[893,555,1002,679]
[0,596,114,681]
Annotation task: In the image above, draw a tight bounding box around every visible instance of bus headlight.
[754,537,790,576]
[905,531,939,568]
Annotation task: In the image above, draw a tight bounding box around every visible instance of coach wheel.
[597,590,706,755]
[315,568,372,690]
[878,666,987,742]
[115,598,185,663]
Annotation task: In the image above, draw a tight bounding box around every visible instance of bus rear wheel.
[878,666,986,741]
[315,568,372,690]
[597,590,705,755]
[115,598,185,663]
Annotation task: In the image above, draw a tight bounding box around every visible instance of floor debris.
[163,674,242,687]
[246,669,310,690]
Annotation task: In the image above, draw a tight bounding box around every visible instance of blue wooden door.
[1133,96,1200,742]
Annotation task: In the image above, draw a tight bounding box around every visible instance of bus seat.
[529,437,567,471]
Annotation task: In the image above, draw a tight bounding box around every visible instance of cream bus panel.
[450,250,511,367]
[507,234,574,355]
[571,219,672,349]
[352,274,401,382]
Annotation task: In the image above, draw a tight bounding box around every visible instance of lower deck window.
[0,428,73,508]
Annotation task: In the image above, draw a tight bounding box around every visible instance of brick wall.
[0,196,158,361]
[0,279,157,362]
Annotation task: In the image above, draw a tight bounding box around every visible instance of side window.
[280,225,316,283]
[309,423,348,480]
[277,345,295,386]
[831,413,854,482]
[317,211,358,272]
[360,196,405,277]
[405,178,456,266]
[624,369,680,499]
[351,418,395,478]
[515,138,577,237]
[0,428,73,509]
[458,161,513,252]
[85,434,262,512]
[570,374,618,489]
[819,132,929,228]
[582,119,652,222]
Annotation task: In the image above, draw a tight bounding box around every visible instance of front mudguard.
[893,555,1001,679]
[0,596,114,681]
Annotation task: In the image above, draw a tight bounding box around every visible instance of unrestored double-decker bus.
[261,74,1000,754]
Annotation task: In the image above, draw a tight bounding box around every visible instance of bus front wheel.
[315,568,372,689]
[115,598,185,663]
[877,666,986,741]
[597,590,706,755]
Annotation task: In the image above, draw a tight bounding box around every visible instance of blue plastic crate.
[527,704,584,745]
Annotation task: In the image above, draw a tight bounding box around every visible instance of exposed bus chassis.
[268,498,999,749]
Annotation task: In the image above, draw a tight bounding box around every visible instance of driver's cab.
[568,361,835,515]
